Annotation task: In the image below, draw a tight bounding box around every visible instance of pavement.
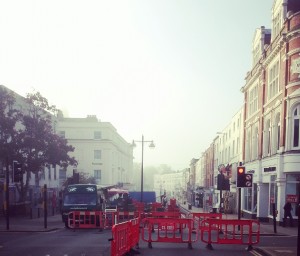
[0,207,299,256]
[0,213,64,232]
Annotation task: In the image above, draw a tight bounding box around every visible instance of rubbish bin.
[188,204,192,210]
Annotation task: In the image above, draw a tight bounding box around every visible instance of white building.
[214,107,244,213]
[153,170,188,204]
[56,114,133,186]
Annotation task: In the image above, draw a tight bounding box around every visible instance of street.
[1,226,297,256]
[0,228,112,256]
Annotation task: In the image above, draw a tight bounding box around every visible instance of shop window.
[244,188,252,211]
[286,174,300,216]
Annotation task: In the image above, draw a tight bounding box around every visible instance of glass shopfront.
[286,174,300,216]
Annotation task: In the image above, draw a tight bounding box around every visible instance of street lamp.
[132,135,155,202]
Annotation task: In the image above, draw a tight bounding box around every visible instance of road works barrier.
[150,211,182,219]
[200,218,260,251]
[68,211,104,229]
[188,212,222,232]
[67,210,119,230]
[141,217,196,249]
[117,211,137,221]
[110,217,140,256]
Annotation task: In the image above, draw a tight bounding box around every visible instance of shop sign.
[264,167,276,172]
[286,194,298,203]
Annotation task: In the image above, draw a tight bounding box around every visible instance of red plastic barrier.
[150,211,182,218]
[188,212,222,231]
[150,202,163,212]
[200,218,260,251]
[141,217,196,249]
[68,211,104,229]
[117,211,137,221]
[111,221,131,256]
[132,201,146,219]
[129,218,140,249]
[111,217,140,256]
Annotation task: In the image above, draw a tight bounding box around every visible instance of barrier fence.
[110,217,140,256]
[141,217,196,249]
[200,218,260,251]
[188,212,222,232]
[68,211,104,229]
[65,205,261,255]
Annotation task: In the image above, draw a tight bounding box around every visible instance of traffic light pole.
[5,157,10,230]
[238,187,241,231]
[238,187,241,220]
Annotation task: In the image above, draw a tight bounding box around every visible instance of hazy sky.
[0,0,273,170]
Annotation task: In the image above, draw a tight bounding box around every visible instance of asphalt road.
[0,226,277,256]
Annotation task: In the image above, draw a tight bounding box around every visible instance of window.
[94,170,101,180]
[48,166,51,180]
[58,131,65,138]
[244,188,252,211]
[268,61,279,100]
[286,174,300,216]
[253,44,260,66]
[252,127,258,160]
[94,131,101,140]
[272,12,281,40]
[59,169,66,180]
[273,114,280,152]
[263,119,271,157]
[245,130,251,162]
[293,105,300,148]
[54,165,57,180]
[248,84,258,116]
[94,150,101,160]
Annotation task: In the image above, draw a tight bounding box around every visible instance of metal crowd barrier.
[200,218,260,251]
[141,217,197,249]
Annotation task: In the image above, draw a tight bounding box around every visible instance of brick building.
[241,0,300,223]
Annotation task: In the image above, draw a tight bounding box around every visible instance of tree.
[0,86,21,164]
[12,90,77,202]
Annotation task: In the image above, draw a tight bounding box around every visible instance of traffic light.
[236,166,253,188]
[13,162,23,183]
[217,174,230,191]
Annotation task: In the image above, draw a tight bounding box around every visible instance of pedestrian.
[283,201,293,227]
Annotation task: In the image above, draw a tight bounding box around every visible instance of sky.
[0,0,274,170]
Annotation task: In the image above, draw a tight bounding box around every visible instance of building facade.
[241,0,300,222]
[56,114,133,187]
[213,107,244,213]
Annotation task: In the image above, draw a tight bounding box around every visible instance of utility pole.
[5,157,10,230]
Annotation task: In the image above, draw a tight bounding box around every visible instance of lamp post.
[132,135,155,202]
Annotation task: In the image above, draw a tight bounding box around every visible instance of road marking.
[274,249,294,253]
[250,251,263,256]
